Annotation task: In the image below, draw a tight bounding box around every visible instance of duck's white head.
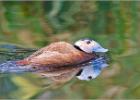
[74,38,108,53]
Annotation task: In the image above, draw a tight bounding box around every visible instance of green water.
[0,1,140,99]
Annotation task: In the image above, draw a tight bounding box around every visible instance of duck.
[0,38,108,83]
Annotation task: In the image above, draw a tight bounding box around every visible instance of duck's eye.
[86,41,91,44]
[88,76,92,80]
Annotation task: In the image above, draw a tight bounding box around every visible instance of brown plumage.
[17,42,96,83]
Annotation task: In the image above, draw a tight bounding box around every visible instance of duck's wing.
[28,50,94,69]
[17,42,95,72]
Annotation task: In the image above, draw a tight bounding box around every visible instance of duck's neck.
[73,45,84,52]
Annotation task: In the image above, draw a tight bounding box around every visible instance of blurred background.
[0,1,140,99]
